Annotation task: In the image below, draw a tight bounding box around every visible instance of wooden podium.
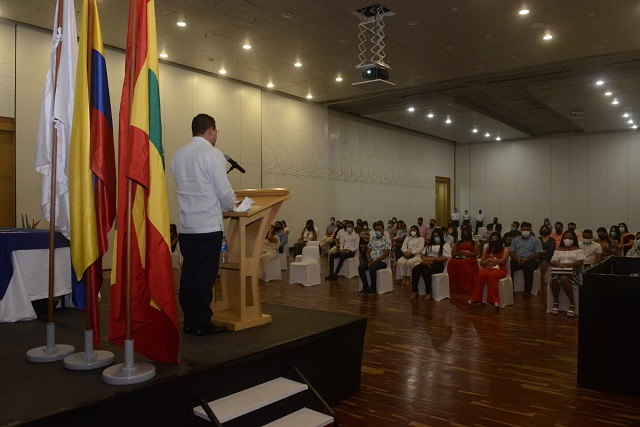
[211,188,291,331]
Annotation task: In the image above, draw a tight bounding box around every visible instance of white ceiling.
[3,0,640,143]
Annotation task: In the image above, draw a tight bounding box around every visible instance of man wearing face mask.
[462,210,471,225]
[551,222,564,249]
[417,217,428,241]
[392,221,409,262]
[358,221,391,294]
[451,208,460,229]
[475,209,484,235]
[425,219,437,241]
[503,221,521,243]
[579,229,602,268]
[492,217,502,233]
[326,221,360,280]
[509,221,543,298]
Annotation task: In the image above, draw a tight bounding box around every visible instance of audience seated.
[550,230,584,317]
[503,221,521,242]
[596,227,616,258]
[609,225,623,256]
[274,221,288,253]
[579,229,602,268]
[509,221,543,298]
[626,232,640,257]
[447,226,479,292]
[358,221,391,294]
[320,220,342,254]
[475,209,484,235]
[550,222,564,248]
[326,220,359,280]
[469,232,509,311]
[396,225,425,286]
[281,220,289,234]
[318,217,337,252]
[619,222,636,255]
[417,217,428,243]
[292,219,318,257]
[259,225,280,277]
[410,228,452,302]
[538,224,555,286]
[359,221,370,240]
[446,221,458,243]
[391,220,409,264]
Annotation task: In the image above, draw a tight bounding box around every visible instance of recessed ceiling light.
[543,34,553,40]
[408,21,418,26]
[176,21,186,27]
[472,128,478,133]
[339,38,348,43]
[485,132,490,137]
[623,113,630,118]
[628,120,634,124]
[612,98,619,105]
[445,118,452,124]
[306,94,313,99]
[446,45,455,50]
[243,44,252,49]
[267,82,274,88]
[632,125,638,129]
[427,113,434,118]
[595,80,604,85]
[408,107,415,112]
[605,92,612,96]
[335,76,343,82]
[219,68,227,75]
[294,61,302,67]
[519,9,529,15]
[496,137,501,141]
[282,12,293,18]
[159,53,168,59]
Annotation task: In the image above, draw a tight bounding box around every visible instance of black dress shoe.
[183,326,194,334]
[324,274,334,280]
[194,325,227,336]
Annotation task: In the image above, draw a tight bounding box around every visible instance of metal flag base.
[26,323,75,362]
[64,329,114,370]
[102,339,155,385]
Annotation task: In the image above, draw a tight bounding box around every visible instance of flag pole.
[63,0,114,370]
[102,0,156,385]
[27,0,75,363]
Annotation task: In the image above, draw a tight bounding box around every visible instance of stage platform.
[1,303,366,426]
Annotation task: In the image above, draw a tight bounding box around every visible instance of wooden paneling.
[0,117,15,227]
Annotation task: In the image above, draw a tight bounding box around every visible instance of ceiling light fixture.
[628,120,634,124]
[176,21,186,27]
[219,68,227,75]
[612,98,619,105]
[632,125,638,129]
[267,82,274,88]
[543,34,553,40]
[159,53,168,59]
[335,76,343,82]
[243,44,252,49]
[472,128,478,133]
[595,80,604,85]
[623,113,630,118]
[605,91,612,96]
[445,118,452,124]
[519,2,530,15]
[408,107,415,112]
[282,12,293,18]
[427,113,434,118]
[485,132,490,137]
[294,61,302,67]
[306,94,313,99]
[496,136,501,141]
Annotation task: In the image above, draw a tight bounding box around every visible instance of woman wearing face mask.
[447,226,479,292]
[595,227,616,258]
[292,219,318,257]
[608,225,623,256]
[259,225,280,278]
[538,225,556,287]
[447,221,458,243]
[550,230,584,317]
[618,222,635,255]
[626,232,640,257]
[469,232,509,310]
[410,228,452,302]
[396,225,425,286]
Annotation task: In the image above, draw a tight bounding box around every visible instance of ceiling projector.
[362,65,390,80]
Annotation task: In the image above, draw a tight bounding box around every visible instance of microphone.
[224,155,246,173]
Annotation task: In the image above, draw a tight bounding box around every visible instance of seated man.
[358,221,391,294]
[503,221,521,242]
[551,222,564,248]
[492,217,502,233]
[318,217,337,252]
[392,220,409,263]
[320,219,340,253]
[274,221,288,253]
[509,221,543,298]
[579,229,602,268]
[326,220,359,280]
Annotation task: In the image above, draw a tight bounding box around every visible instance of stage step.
[262,407,334,427]
[194,377,321,424]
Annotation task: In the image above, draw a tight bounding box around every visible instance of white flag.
[35,0,78,239]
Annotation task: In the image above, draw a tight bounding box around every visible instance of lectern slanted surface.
[211,188,290,331]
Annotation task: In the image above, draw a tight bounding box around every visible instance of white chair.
[278,251,288,271]
[296,242,320,266]
[306,240,320,247]
[358,265,393,294]
[332,256,359,278]
[482,276,514,308]
[260,258,282,282]
[417,260,450,301]
[513,267,540,295]
[289,246,321,286]
[546,283,580,315]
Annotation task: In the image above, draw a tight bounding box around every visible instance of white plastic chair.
[332,256,359,278]
[260,258,282,282]
[289,246,321,286]
[512,265,541,295]
[278,252,288,270]
[416,260,450,301]
[358,265,393,294]
[546,283,580,315]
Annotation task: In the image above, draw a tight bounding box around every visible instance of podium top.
[224,188,291,218]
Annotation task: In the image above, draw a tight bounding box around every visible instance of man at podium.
[171,114,236,336]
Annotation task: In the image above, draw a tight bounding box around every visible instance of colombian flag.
[109,0,179,363]
[69,0,116,346]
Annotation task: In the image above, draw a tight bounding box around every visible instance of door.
[435,176,450,227]
[0,117,15,227]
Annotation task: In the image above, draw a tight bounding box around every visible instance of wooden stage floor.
[263,255,640,427]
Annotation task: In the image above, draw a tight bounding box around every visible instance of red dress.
[447,242,479,292]
[470,247,508,304]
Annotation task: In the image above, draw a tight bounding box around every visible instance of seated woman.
[619,222,636,255]
[538,224,555,286]
[396,225,425,286]
[292,219,318,258]
[468,232,509,311]
[259,225,280,277]
[410,228,452,302]
[596,227,616,258]
[391,220,409,264]
[274,221,288,253]
[626,232,640,257]
[550,230,584,318]
[446,221,458,243]
[608,225,623,256]
[447,227,479,292]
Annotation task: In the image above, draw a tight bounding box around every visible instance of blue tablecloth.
[0,228,70,300]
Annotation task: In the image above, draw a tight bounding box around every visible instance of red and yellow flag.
[69,0,116,346]
[109,0,179,363]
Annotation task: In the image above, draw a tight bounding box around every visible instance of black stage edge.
[578,257,640,396]
[0,304,366,426]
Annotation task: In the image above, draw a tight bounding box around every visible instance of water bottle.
[220,236,228,264]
